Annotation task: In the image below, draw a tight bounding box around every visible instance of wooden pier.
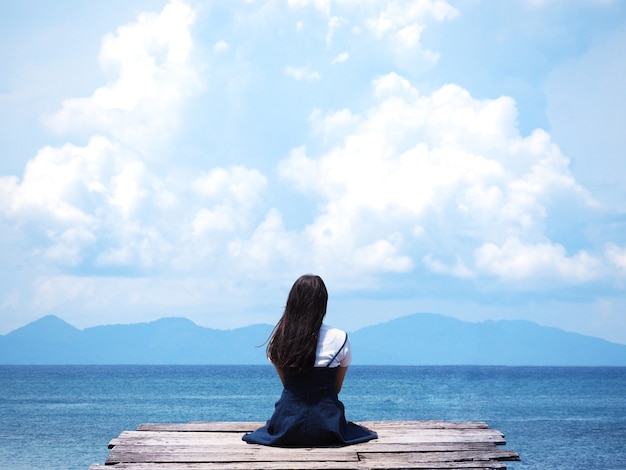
[89,421,519,469]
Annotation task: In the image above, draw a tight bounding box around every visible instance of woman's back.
[242,275,377,447]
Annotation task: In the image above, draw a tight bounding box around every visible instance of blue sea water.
[0,365,625,470]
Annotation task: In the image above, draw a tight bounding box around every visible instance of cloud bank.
[1,0,625,343]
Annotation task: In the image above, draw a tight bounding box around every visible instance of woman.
[242,274,377,447]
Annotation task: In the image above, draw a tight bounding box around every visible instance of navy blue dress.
[242,366,377,447]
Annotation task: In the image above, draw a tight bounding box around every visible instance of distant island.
[1,313,626,366]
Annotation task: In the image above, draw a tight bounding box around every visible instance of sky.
[1,0,626,345]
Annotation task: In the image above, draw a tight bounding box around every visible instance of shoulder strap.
[326,332,348,368]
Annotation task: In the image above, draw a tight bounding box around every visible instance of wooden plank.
[111,429,505,445]
[137,422,264,432]
[102,450,516,465]
[359,421,491,430]
[95,420,519,469]
[137,421,492,432]
[105,446,518,464]
[128,427,507,445]
[91,462,508,470]
[352,431,505,447]
[106,449,361,464]
[109,433,502,453]
[105,443,512,457]
[358,450,521,463]
[356,462,508,469]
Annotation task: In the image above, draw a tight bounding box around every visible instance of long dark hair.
[267,274,328,374]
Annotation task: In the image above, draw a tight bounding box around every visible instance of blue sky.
[1,0,626,345]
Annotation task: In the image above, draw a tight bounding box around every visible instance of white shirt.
[315,324,352,368]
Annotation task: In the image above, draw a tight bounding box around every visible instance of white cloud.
[288,0,331,14]
[288,0,459,31]
[474,237,601,284]
[0,1,280,285]
[395,23,425,49]
[366,0,458,37]
[606,243,626,272]
[2,0,625,345]
[278,72,599,284]
[423,254,475,279]
[307,108,360,142]
[42,0,202,153]
[192,166,267,205]
[28,275,228,326]
[354,237,413,272]
[526,0,615,7]
[0,1,223,277]
[234,209,294,265]
[284,64,322,81]
[288,0,457,64]
[214,40,230,53]
[42,227,96,266]
[0,133,184,271]
[0,140,270,275]
[109,160,149,218]
[326,16,347,45]
[94,226,172,269]
[331,52,349,64]
[193,206,238,235]
[0,137,113,227]
[191,166,267,236]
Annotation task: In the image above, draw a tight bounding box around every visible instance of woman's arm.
[335,366,348,394]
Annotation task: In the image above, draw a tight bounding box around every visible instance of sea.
[1,365,625,470]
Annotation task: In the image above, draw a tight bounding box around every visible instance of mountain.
[2,315,84,364]
[1,313,625,365]
[350,313,626,366]
[0,315,273,365]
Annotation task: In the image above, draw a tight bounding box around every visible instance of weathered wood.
[104,446,517,462]
[136,421,493,432]
[359,450,521,463]
[110,435,501,453]
[90,420,519,469]
[90,463,508,470]
[104,448,519,465]
[109,430,506,447]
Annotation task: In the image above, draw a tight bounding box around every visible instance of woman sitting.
[243,274,377,447]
